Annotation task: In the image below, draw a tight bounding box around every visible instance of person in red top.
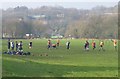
[92,40,96,50]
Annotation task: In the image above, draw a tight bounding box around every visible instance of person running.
[47,40,51,49]
[29,41,32,48]
[16,41,18,51]
[111,39,117,51]
[92,40,96,50]
[99,41,105,51]
[66,41,70,49]
[7,39,11,53]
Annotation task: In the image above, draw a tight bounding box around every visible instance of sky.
[0,0,119,10]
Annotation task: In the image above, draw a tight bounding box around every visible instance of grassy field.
[2,39,118,77]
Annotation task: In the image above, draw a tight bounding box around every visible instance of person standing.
[111,39,117,51]
[16,41,18,51]
[84,41,87,50]
[86,40,89,50]
[11,41,15,51]
[18,41,23,52]
[84,40,89,51]
[47,40,51,49]
[66,41,70,49]
[29,41,32,48]
[56,39,60,46]
[92,40,96,50]
[113,40,117,51]
[7,39,11,53]
[99,41,105,51]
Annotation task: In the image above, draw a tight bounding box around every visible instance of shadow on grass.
[2,58,118,77]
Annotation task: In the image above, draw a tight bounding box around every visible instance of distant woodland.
[2,5,118,39]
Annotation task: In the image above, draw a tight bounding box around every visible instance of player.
[99,41,105,51]
[11,41,14,51]
[52,44,57,48]
[84,40,89,51]
[111,39,117,51]
[92,40,96,50]
[66,41,70,49]
[56,39,60,46]
[18,41,23,52]
[7,39,11,53]
[29,41,32,48]
[47,40,51,49]
[16,41,18,51]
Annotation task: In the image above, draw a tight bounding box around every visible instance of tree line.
[2,5,118,39]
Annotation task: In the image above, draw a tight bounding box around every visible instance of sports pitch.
[2,39,118,77]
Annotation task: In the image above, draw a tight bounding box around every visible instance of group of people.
[84,39,117,51]
[5,39,117,55]
[47,39,60,49]
[5,39,32,55]
[84,40,104,51]
[47,39,71,49]
[47,39,117,51]
[7,39,23,53]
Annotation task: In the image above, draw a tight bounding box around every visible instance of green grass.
[2,39,118,77]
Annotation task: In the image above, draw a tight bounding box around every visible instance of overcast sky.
[0,0,119,10]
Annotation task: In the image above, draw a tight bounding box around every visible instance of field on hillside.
[2,39,118,77]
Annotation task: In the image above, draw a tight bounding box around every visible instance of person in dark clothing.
[7,39,11,53]
[52,44,57,48]
[47,40,51,49]
[84,42,87,50]
[16,41,18,51]
[86,41,89,50]
[84,40,89,51]
[66,41,70,49]
[18,41,23,52]
[29,41,32,48]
